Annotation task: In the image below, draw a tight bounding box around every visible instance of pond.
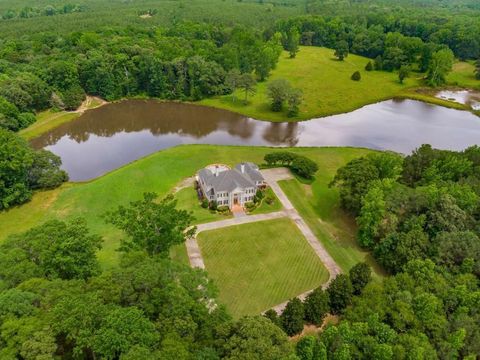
[30,99,480,181]
[436,90,480,110]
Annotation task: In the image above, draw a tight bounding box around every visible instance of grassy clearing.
[447,61,480,90]
[0,145,372,269]
[200,46,419,121]
[197,218,329,317]
[279,178,385,279]
[20,110,80,140]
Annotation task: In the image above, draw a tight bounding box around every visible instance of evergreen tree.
[351,71,361,81]
[327,274,353,314]
[304,287,330,326]
[349,262,372,295]
[280,298,305,336]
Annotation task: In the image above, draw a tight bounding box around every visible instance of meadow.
[201,46,421,121]
[198,218,329,317]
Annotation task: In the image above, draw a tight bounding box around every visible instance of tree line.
[0,22,283,132]
[273,14,477,85]
[0,129,68,210]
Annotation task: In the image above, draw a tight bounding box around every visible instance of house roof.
[235,162,264,182]
[198,163,264,193]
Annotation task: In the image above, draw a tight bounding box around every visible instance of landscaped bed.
[197,217,329,317]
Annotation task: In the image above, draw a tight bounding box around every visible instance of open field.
[279,178,385,279]
[197,218,329,317]
[0,145,372,269]
[200,46,420,121]
[448,61,480,90]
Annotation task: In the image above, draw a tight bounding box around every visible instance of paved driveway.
[261,168,342,281]
[185,167,342,313]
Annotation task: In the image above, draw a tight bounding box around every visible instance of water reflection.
[436,90,480,110]
[31,99,480,181]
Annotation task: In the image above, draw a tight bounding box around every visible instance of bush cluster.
[264,151,319,179]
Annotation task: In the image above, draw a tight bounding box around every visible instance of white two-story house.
[196,162,266,209]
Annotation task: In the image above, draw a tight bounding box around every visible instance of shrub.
[265,196,274,205]
[291,156,318,179]
[201,198,209,208]
[28,150,69,189]
[365,61,373,71]
[217,205,230,213]
[264,152,298,166]
[244,201,256,210]
[351,71,361,81]
[18,112,36,129]
[209,200,217,211]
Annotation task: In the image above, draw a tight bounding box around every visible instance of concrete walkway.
[261,168,342,282]
[186,211,288,269]
[185,167,342,314]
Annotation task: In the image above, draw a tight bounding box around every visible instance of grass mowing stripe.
[197,217,329,317]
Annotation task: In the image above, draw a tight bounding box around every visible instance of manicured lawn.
[0,145,372,269]
[248,187,283,214]
[197,218,329,317]
[20,110,80,140]
[279,178,385,279]
[200,46,420,121]
[175,187,230,225]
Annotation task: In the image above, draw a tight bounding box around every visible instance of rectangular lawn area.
[197,217,329,318]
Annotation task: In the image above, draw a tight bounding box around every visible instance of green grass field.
[0,145,372,269]
[197,218,329,317]
[175,187,230,225]
[200,46,420,121]
[448,61,480,90]
[279,178,385,279]
[249,187,283,214]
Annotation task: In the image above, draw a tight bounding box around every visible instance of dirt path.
[74,96,107,114]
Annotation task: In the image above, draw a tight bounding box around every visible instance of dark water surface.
[31,99,480,181]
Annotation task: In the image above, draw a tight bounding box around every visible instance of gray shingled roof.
[199,163,264,193]
[235,162,264,182]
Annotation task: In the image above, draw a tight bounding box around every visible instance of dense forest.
[0,0,480,359]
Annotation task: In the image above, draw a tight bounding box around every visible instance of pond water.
[30,99,480,181]
[436,90,480,110]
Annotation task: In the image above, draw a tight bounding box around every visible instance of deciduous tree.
[334,40,349,61]
[106,193,195,256]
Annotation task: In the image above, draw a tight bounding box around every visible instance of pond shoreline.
[30,99,480,182]
[24,88,480,141]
